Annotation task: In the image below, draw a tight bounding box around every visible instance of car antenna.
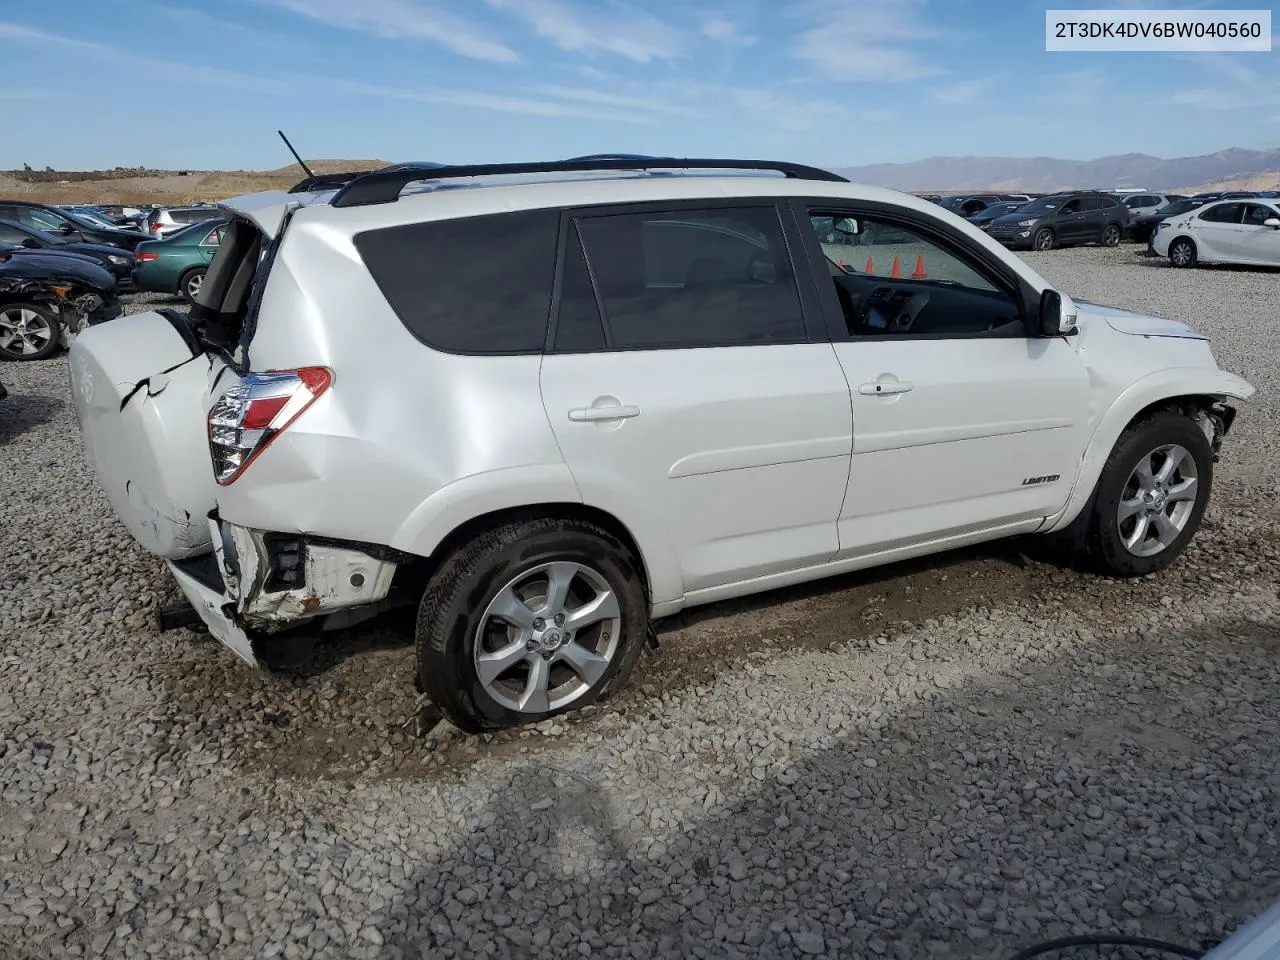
[277,129,315,180]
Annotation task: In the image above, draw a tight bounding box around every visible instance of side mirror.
[833,217,859,237]
[1037,289,1077,337]
[57,223,75,235]
[21,238,39,249]
[1264,218,1280,229]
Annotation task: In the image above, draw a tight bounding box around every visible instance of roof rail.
[288,170,376,194]
[329,157,848,208]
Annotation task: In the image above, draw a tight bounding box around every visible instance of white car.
[1152,198,1280,268]
[68,157,1253,733]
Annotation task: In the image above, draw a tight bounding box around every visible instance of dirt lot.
[1,245,1277,959]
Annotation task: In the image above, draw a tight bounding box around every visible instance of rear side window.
[356,209,559,354]
[573,205,805,350]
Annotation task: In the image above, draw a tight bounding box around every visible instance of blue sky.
[1,0,1277,170]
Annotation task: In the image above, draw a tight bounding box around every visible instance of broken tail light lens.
[208,367,332,485]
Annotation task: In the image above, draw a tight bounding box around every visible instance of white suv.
[69,158,1253,733]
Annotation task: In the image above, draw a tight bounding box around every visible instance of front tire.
[416,518,649,733]
[1169,238,1197,268]
[1101,224,1121,247]
[1033,228,1055,251]
[179,267,206,305]
[1081,411,1213,577]
[0,302,60,361]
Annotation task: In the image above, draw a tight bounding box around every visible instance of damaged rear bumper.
[208,515,400,634]
[165,520,405,668]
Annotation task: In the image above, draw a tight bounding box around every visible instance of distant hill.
[833,147,1280,193]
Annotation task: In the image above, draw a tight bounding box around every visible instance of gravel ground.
[1,250,1278,960]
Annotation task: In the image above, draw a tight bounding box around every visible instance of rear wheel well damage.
[416,502,651,600]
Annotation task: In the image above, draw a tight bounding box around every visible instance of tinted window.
[1126,195,1156,208]
[356,209,559,354]
[21,207,69,231]
[1082,196,1116,211]
[0,224,27,245]
[576,205,805,349]
[806,211,1022,338]
[553,224,606,352]
[1244,204,1277,226]
[1058,199,1081,214]
[1199,203,1244,224]
[174,208,213,223]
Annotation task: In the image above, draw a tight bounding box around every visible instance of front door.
[539,202,853,599]
[1231,203,1280,264]
[794,202,1092,557]
[1193,202,1246,259]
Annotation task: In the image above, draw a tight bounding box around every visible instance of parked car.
[938,194,1007,217]
[68,157,1251,732]
[144,205,220,239]
[65,206,143,232]
[0,201,145,250]
[0,219,136,287]
[986,192,1131,250]
[133,219,227,303]
[966,200,1027,231]
[1127,198,1205,245]
[1117,193,1184,214]
[1152,198,1280,268]
[0,247,120,360]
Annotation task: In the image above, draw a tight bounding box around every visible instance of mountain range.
[832,147,1280,193]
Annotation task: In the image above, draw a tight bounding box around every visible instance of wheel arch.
[1044,369,1253,534]
[389,466,680,610]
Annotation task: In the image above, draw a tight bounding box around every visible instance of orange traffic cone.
[864,256,875,273]
[911,255,927,279]
[889,256,902,278]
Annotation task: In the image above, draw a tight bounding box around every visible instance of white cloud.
[485,0,684,62]
[930,75,997,105]
[0,21,294,93]
[528,84,702,117]
[791,0,944,82]
[702,15,758,46]
[257,0,519,63]
[333,80,657,124]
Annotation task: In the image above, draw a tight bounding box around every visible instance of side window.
[199,227,222,247]
[23,208,67,232]
[354,208,559,354]
[1058,199,1080,214]
[805,211,1023,338]
[1199,203,1243,224]
[574,205,805,349]
[1243,204,1274,226]
[0,224,26,245]
[1085,197,1117,212]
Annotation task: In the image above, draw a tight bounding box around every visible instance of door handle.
[858,381,914,396]
[568,404,641,422]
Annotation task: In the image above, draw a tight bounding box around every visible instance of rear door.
[539,200,852,596]
[792,199,1091,556]
[1079,196,1111,241]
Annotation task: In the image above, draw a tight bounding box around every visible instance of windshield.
[980,202,1024,217]
[1014,196,1067,215]
[939,197,971,211]
[1155,200,1199,216]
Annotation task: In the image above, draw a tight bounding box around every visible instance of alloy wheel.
[473,561,623,714]
[0,308,55,357]
[1117,444,1199,557]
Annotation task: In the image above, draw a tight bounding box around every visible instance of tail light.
[151,222,164,234]
[136,251,158,262]
[208,367,332,485]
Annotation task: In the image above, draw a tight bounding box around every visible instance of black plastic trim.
[330,157,848,208]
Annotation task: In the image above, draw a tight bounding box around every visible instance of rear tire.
[1101,224,1121,247]
[1168,238,1197,268]
[179,267,206,305]
[416,518,649,733]
[1033,228,1055,251]
[0,302,60,361]
[1079,411,1213,577]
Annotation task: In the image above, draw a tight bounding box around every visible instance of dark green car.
[132,219,227,304]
